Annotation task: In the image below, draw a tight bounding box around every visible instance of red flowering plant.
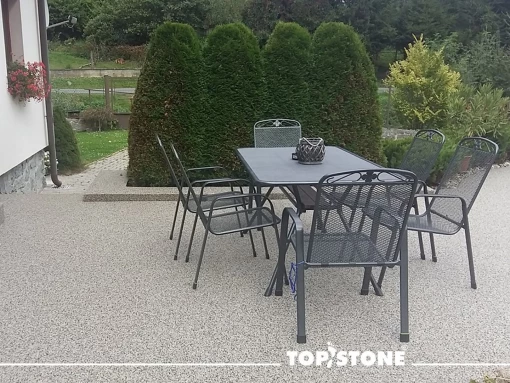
[7,61,51,103]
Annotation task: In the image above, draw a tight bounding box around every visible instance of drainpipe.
[37,0,61,187]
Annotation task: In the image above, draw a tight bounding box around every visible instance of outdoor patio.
[0,164,509,382]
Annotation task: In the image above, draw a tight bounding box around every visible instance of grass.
[53,93,133,113]
[76,130,129,165]
[51,77,138,89]
[49,51,141,70]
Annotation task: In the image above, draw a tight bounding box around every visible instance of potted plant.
[6,61,51,103]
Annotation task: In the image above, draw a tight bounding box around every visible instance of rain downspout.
[37,0,61,187]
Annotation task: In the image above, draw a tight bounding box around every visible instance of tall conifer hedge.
[127,22,204,186]
[262,22,311,122]
[308,22,382,161]
[203,23,265,172]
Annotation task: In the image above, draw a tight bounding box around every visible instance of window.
[1,0,23,64]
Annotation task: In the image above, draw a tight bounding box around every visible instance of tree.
[53,107,82,173]
[385,35,461,130]
[85,0,167,46]
[262,22,311,121]
[242,0,282,44]
[47,0,101,40]
[203,23,265,171]
[164,0,211,36]
[308,22,382,161]
[127,23,205,186]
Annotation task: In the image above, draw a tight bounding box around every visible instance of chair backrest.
[254,119,302,148]
[155,135,190,210]
[167,141,208,223]
[399,129,445,184]
[431,137,498,223]
[307,169,418,265]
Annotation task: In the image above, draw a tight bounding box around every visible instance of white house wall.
[0,0,48,177]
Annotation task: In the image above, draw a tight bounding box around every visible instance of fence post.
[104,75,112,111]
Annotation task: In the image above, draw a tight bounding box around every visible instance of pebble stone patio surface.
[0,165,509,382]
[42,149,129,194]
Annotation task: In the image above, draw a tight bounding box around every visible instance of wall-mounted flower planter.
[7,61,51,103]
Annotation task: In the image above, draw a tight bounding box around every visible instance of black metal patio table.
[236,146,389,296]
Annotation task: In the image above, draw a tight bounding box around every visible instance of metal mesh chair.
[379,137,498,290]
[157,136,251,262]
[253,119,302,148]
[166,142,281,289]
[400,129,445,188]
[273,169,418,343]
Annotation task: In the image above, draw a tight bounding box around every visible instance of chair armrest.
[186,166,226,174]
[208,193,277,220]
[198,178,250,202]
[414,193,468,214]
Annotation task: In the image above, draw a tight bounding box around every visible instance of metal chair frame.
[165,141,281,289]
[378,137,498,290]
[274,169,418,343]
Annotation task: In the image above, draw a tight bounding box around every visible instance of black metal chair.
[274,169,418,343]
[157,136,253,262]
[378,137,498,290]
[164,141,281,289]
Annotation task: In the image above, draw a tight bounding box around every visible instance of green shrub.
[127,22,205,186]
[53,107,82,173]
[385,35,461,130]
[446,84,510,160]
[203,23,265,172]
[307,22,382,162]
[262,22,311,121]
[80,108,118,131]
[381,137,413,168]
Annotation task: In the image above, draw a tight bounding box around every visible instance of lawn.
[51,77,138,90]
[76,130,129,165]
[49,51,141,70]
[53,92,133,113]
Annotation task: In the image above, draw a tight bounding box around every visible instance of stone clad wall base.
[0,150,46,194]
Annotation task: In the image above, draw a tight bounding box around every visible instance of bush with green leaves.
[53,107,82,173]
[385,35,461,130]
[262,22,311,121]
[127,22,205,186]
[381,137,412,168]
[307,22,382,162]
[80,108,118,131]
[447,83,510,159]
[203,22,265,172]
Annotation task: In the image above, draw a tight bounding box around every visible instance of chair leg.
[261,228,270,259]
[185,214,199,263]
[170,199,180,240]
[413,204,426,260]
[360,267,371,295]
[429,233,437,262]
[295,232,306,344]
[192,228,210,290]
[248,229,257,257]
[370,273,383,297]
[400,230,410,342]
[174,208,188,261]
[377,266,387,288]
[464,218,477,289]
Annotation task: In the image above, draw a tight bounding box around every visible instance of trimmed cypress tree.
[203,23,265,172]
[53,107,82,173]
[308,22,382,161]
[127,22,204,186]
[262,22,311,121]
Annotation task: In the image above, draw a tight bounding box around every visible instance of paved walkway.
[42,149,128,194]
[0,166,509,382]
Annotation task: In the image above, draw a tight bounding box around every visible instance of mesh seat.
[271,169,417,344]
[297,232,387,264]
[208,207,278,235]
[187,191,245,213]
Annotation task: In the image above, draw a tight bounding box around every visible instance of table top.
[236,146,380,185]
